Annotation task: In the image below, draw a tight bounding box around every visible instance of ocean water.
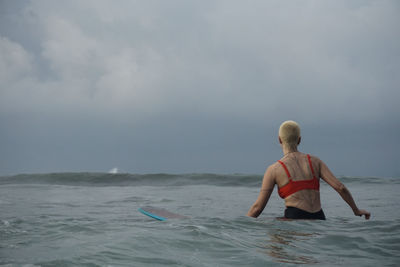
[0,173,399,266]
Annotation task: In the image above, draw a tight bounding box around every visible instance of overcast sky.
[0,0,399,177]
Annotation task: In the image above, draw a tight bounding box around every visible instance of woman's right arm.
[318,158,370,220]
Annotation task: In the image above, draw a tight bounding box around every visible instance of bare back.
[273,152,322,213]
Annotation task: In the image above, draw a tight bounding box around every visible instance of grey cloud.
[0,0,399,176]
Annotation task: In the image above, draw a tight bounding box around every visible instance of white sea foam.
[108,167,118,174]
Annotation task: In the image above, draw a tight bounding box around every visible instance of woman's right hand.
[355,209,371,220]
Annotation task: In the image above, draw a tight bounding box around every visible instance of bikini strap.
[278,160,291,179]
[307,154,317,179]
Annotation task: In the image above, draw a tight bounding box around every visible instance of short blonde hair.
[279,120,301,147]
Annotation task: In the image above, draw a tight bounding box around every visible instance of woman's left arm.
[247,165,276,218]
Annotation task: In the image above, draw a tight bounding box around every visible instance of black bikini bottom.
[284,206,326,220]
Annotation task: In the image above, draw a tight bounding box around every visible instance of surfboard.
[138,206,188,221]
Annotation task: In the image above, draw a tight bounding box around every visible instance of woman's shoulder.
[267,161,280,171]
[306,153,323,163]
[265,161,283,177]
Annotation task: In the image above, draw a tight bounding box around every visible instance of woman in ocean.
[247,120,370,220]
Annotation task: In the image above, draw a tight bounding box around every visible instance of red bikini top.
[277,154,320,199]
